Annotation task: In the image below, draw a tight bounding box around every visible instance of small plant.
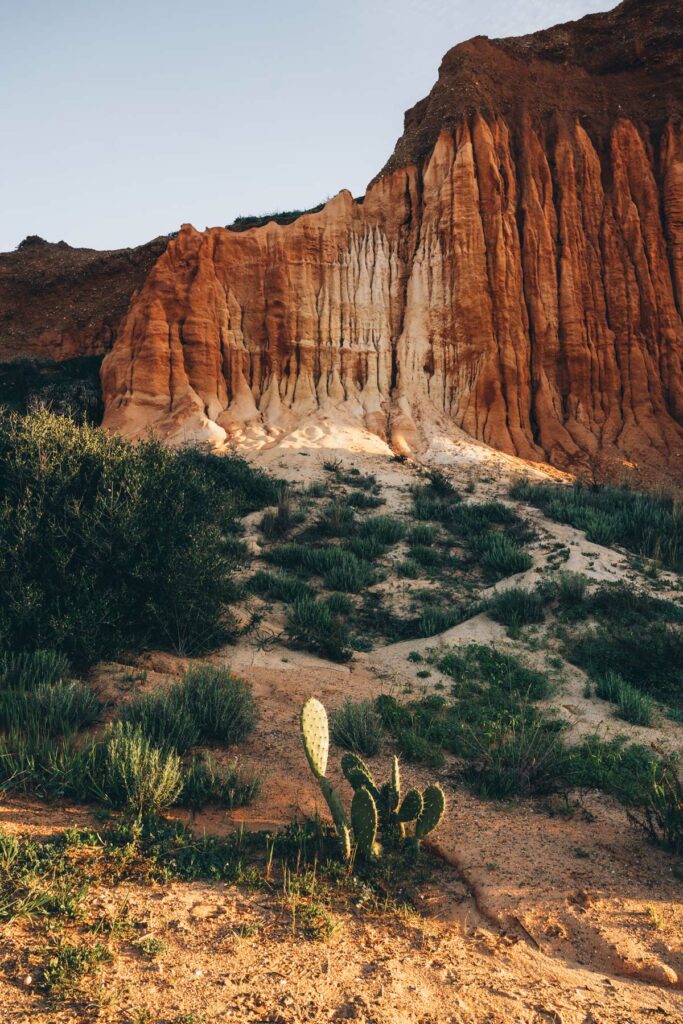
[408,524,438,546]
[248,570,315,604]
[286,597,352,662]
[359,516,406,545]
[487,588,545,628]
[472,533,532,579]
[39,941,111,999]
[124,665,258,752]
[626,755,683,855]
[596,671,654,726]
[330,699,383,756]
[179,753,261,812]
[0,680,102,739]
[316,500,356,537]
[300,697,446,861]
[0,649,70,689]
[259,489,301,540]
[95,722,183,817]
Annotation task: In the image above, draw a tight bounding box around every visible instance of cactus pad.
[389,756,401,812]
[398,788,423,822]
[351,786,378,858]
[301,697,329,779]
[341,752,379,799]
[415,784,446,839]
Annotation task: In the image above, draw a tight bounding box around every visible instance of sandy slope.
[2,430,682,1023]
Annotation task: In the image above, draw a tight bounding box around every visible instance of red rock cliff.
[101,0,683,476]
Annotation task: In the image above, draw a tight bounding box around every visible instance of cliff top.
[378,0,683,179]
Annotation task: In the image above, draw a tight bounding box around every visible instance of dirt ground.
[2,427,682,1023]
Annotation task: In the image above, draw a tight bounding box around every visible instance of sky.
[1,0,613,252]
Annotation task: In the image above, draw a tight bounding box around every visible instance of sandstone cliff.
[94,0,681,476]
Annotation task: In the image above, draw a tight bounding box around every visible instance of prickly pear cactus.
[351,786,379,858]
[300,697,329,780]
[415,784,446,840]
[341,752,379,800]
[398,788,423,823]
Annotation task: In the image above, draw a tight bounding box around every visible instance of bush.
[509,479,683,572]
[346,491,384,510]
[248,570,315,604]
[396,559,421,579]
[408,524,438,546]
[595,671,654,727]
[345,536,387,562]
[259,490,301,540]
[316,500,356,537]
[179,753,261,812]
[488,588,545,628]
[472,533,532,579]
[330,699,383,756]
[359,516,406,545]
[268,544,374,593]
[0,650,69,690]
[569,623,683,704]
[538,572,589,614]
[0,681,102,739]
[285,597,352,662]
[0,733,96,800]
[409,545,444,569]
[418,608,463,637]
[124,666,258,752]
[626,756,683,855]
[94,722,183,816]
[462,714,572,799]
[0,410,274,663]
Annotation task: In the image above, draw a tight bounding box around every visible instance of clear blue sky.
[0,0,612,252]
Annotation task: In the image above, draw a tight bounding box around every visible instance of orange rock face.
[102,0,683,476]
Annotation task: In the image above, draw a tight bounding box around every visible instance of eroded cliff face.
[101,0,683,476]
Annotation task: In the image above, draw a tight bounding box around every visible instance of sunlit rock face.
[101,0,683,475]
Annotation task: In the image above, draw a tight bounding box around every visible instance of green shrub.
[509,479,683,571]
[0,682,102,739]
[569,624,683,704]
[359,516,406,545]
[179,753,261,812]
[345,536,387,561]
[471,533,532,579]
[396,559,421,579]
[125,666,258,753]
[0,733,96,800]
[259,490,301,539]
[285,598,352,662]
[248,570,315,604]
[268,544,373,592]
[0,410,273,663]
[408,525,438,546]
[346,491,384,510]
[595,671,654,727]
[488,588,545,628]
[39,941,111,998]
[539,572,589,613]
[123,691,200,754]
[418,608,462,637]
[321,548,374,592]
[0,650,69,689]
[626,756,683,855]
[95,722,183,816]
[329,699,383,756]
[316,500,356,537]
[462,714,571,799]
[325,593,354,616]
